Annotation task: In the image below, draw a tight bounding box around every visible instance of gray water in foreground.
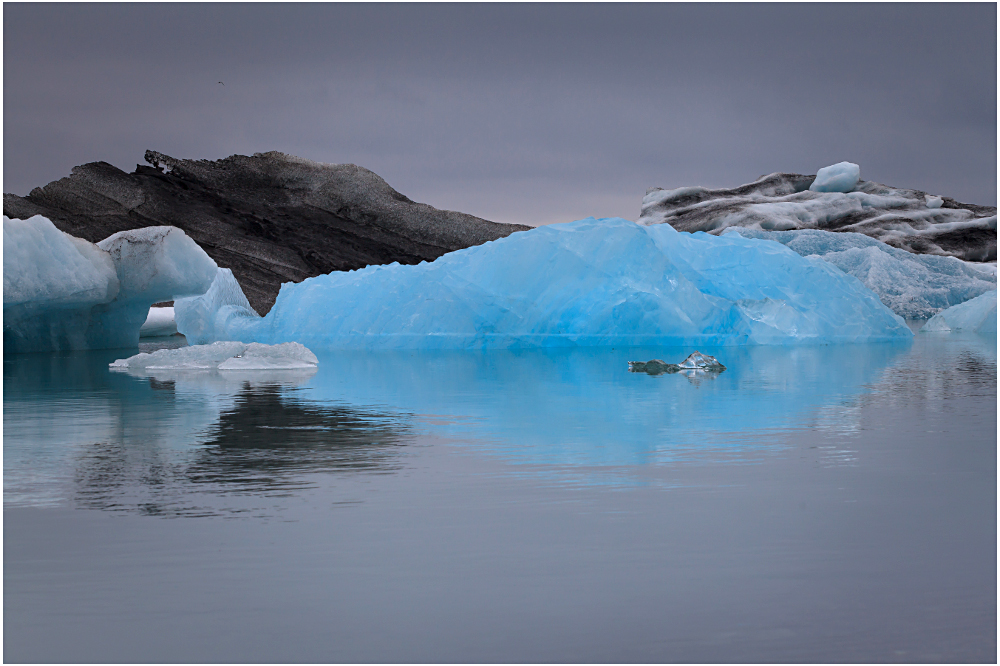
[4,334,996,663]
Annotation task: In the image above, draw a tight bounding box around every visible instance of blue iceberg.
[725,228,996,319]
[187,217,911,349]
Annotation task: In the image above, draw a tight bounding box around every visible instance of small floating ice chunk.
[628,351,726,375]
[809,162,861,193]
[110,340,318,372]
[922,290,997,334]
[925,195,944,209]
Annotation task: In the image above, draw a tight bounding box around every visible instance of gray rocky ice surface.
[628,351,727,375]
[639,168,996,263]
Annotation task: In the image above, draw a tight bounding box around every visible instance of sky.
[4,3,997,226]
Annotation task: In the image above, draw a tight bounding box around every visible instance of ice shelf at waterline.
[3,216,217,352]
[178,217,913,349]
[922,290,997,334]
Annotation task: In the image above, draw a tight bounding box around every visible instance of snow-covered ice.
[110,340,318,373]
[139,306,177,337]
[922,290,997,334]
[726,228,996,319]
[174,268,260,345]
[4,216,218,352]
[809,161,861,193]
[195,217,911,349]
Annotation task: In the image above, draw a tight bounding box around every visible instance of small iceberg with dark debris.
[110,340,318,376]
[628,351,727,375]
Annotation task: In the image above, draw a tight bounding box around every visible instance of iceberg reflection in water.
[3,350,411,516]
[5,339,927,512]
[3,334,995,663]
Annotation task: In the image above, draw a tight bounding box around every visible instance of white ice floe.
[921,290,997,334]
[725,228,996,319]
[187,216,911,349]
[4,216,217,352]
[110,341,318,373]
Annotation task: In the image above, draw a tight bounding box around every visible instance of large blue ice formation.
[725,228,996,319]
[922,290,997,334]
[3,215,218,352]
[179,217,912,349]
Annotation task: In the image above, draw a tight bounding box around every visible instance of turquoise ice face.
[209,217,910,350]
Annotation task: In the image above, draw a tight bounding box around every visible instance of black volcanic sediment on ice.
[3,151,530,314]
[639,172,997,262]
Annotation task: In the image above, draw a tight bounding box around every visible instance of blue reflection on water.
[4,338,931,512]
[301,343,911,467]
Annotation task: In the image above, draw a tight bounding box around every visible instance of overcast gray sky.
[4,3,996,226]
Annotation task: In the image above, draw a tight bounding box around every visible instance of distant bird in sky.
[217,81,224,86]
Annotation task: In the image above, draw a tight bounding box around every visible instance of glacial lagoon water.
[4,333,996,662]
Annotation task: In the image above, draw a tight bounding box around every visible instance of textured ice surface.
[110,340,318,373]
[629,351,726,375]
[922,291,997,334]
[639,164,996,262]
[726,228,996,319]
[97,227,218,304]
[809,162,861,193]
[4,216,217,353]
[203,217,910,349]
[139,307,177,337]
[175,268,260,345]
[3,215,119,308]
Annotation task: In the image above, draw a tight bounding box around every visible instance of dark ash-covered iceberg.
[3,150,530,314]
[639,163,996,263]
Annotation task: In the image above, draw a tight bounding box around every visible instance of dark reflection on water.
[5,350,411,517]
[187,385,406,486]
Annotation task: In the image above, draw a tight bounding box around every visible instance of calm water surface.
[4,334,996,662]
